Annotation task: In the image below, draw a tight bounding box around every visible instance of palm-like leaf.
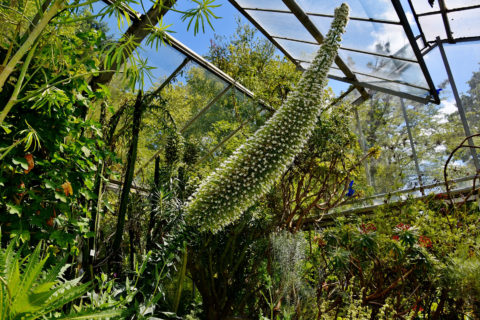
[0,239,123,319]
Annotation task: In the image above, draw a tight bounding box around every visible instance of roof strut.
[391,0,440,104]
[281,0,370,102]
[438,0,455,43]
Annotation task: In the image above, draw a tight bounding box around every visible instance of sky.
[93,0,480,113]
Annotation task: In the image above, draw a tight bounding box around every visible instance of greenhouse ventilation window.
[228,0,441,104]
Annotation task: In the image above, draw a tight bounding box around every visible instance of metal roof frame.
[408,1,480,49]
[228,0,441,105]
[99,0,478,207]
[100,0,279,177]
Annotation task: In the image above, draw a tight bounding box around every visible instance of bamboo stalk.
[0,0,65,93]
[0,42,38,125]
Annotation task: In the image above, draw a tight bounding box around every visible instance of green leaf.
[12,157,29,170]
[45,180,55,190]
[81,146,91,157]
[6,203,22,216]
[55,192,67,203]
[1,124,12,134]
[54,308,124,319]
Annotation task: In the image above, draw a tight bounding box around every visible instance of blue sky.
[93,0,480,108]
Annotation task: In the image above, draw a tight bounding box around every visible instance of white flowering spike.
[186,4,350,233]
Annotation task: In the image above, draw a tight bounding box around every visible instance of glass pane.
[142,44,189,89]
[187,88,267,168]
[355,93,417,195]
[419,14,448,41]
[344,88,362,103]
[236,0,288,10]
[407,92,477,188]
[310,17,416,60]
[245,10,316,42]
[453,45,480,135]
[161,61,229,129]
[337,49,428,87]
[446,0,480,9]
[355,74,430,97]
[412,1,439,14]
[297,0,400,22]
[449,8,480,39]
[328,66,348,78]
[276,39,318,62]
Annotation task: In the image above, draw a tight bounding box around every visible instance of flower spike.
[186,4,350,233]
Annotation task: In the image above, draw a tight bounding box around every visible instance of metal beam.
[101,0,276,114]
[328,74,431,104]
[242,7,402,25]
[354,107,372,185]
[438,0,454,43]
[94,0,176,89]
[424,36,480,54]
[148,57,190,99]
[326,65,430,91]
[280,0,370,101]
[407,0,428,48]
[344,174,478,206]
[416,4,480,17]
[227,0,308,73]
[312,185,479,228]
[272,35,418,63]
[391,0,440,104]
[399,98,424,193]
[436,37,480,171]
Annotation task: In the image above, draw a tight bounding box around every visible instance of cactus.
[186,4,350,232]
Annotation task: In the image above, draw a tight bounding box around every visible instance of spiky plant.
[0,239,123,319]
[186,4,350,232]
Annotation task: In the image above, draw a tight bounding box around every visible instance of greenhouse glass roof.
[98,0,480,217]
[228,0,441,104]
[410,0,480,48]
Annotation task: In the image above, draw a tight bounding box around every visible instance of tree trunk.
[89,0,176,92]
[111,91,143,270]
[146,156,161,250]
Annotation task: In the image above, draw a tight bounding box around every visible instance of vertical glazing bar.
[354,107,372,186]
[438,0,454,43]
[391,0,440,104]
[400,98,424,194]
[436,37,480,171]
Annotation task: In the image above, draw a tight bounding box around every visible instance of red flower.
[392,235,400,241]
[419,235,432,248]
[412,304,424,312]
[396,223,411,231]
[360,223,376,234]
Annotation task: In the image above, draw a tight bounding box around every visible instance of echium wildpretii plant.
[186,4,350,232]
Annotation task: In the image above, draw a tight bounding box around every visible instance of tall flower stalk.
[186,4,350,232]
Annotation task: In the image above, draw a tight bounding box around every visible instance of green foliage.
[186,4,350,232]
[0,238,122,319]
[263,198,480,319]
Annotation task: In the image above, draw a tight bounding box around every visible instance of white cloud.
[439,99,457,115]
[433,99,457,124]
